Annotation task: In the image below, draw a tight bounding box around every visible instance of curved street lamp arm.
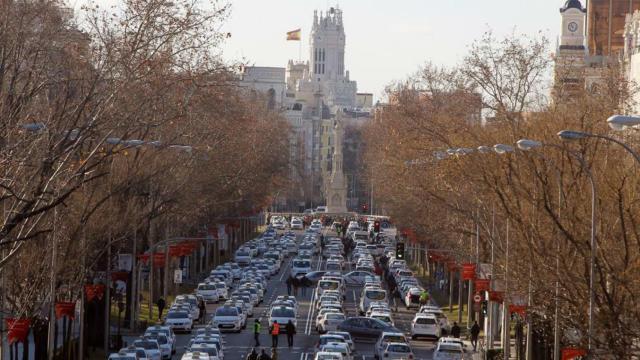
[588,133,640,166]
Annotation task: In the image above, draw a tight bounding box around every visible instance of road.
[129,229,441,359]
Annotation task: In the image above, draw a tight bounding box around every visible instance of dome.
[560,0,585,12]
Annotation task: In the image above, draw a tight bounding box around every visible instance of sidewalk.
[416,272,519,359]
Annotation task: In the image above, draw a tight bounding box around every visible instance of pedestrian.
[199,299,206,324]
[270,348,278,360]
[258,348,272,360]
[470,321,481,351]
[270,321,280,348]
[451,322,461,338]
[285,276,293,296]
[285,320,296,348]
[156,297,165,320]
[292,276,299,296]
[419,289,429,306]
[246,348,259,360]
[253,319,261,347]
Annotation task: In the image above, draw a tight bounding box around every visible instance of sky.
[69,0,567,101]
[220,0,564,101]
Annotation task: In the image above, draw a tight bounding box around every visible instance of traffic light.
[362,204,368,213]
[481,300,488,316]
[396,242,405,259]
[374,220,381,233]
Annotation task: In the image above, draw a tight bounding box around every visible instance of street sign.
[173,269,183,284]
[473,302,482,313]
[118,254,133,271]
[473,293,482,303]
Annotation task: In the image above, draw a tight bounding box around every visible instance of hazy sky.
[70,0,568,100]
[221,0,565,100]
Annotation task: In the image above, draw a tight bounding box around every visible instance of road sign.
[173,269,183,284]
[473,302,482,313]
[473,293,482,303]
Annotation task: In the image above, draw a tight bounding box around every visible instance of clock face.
[568,22,578,33]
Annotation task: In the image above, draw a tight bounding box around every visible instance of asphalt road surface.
[129,229,441,360]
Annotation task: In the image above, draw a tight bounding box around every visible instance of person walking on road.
[253,319,261,347]
[270,321,280,348]
[285,320,296,348]
[156,297,166,320]
[292,276,299,296]
[258,348,271,360]
[419,289,429,306]
[198,299,206,324]
[285,276,293,296]
[470,321,481,351]
[246,348,259,360]
[451,322,461,338]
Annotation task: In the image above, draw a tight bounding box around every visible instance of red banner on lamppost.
[85,284,105,302]
[152,253,166,268]
[475,278,490,292]
[5,318,30,344]
[462,263,476,280]
[55,302,76,320]
[561,347,587,360]
[489,291,504,303]
[509,304,527,316]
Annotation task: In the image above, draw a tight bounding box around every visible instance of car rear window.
[319,281,339,290]
[365,290,386,300]
[416,317,436,325]
[215,307,238,316]
[271,308,295,317]
[388,344,411,352]
[198,284,217,291]
[382,335,406,343]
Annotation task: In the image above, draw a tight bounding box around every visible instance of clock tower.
[554,0,589,101]
[559,0,586,51]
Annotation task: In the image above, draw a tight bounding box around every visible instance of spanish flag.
[287,29,301,41]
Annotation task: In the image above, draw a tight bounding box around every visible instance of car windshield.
[365,290,386,300]
[198,284,217,291]
[271,308,295,317]
[215,283,226,289]
[293,260,311,268]
[215,307,238,316]
[167,312,188,319]
[237,251,250,256]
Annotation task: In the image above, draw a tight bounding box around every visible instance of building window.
[322,48,325,62]
[322,64,325,74]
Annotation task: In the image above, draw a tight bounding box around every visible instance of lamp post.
[606,114,640,131]
[517,139,564,360]
[558,129,640,165]
[522,135,597,356]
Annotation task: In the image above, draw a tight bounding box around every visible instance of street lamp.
[553,134,598,355]
[606,114,640,131]
[493,144,515,154]
[558,129,640,165]
[517,138,564,360]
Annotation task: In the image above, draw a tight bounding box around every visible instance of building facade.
[238,7,371,211]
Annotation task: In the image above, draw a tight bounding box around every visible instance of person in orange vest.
[270,321,280,348]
